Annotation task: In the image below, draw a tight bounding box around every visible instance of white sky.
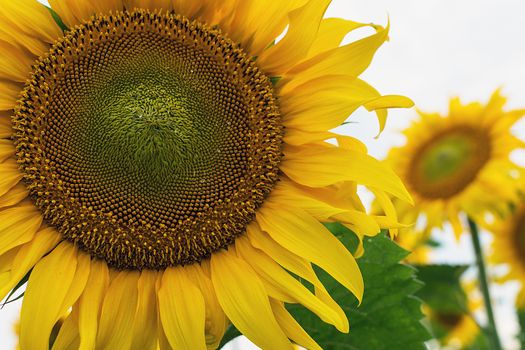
[2,0,525,349]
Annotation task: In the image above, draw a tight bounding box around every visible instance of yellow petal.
[0,40,36,82]
[282,143,413,203]
[49,0,123,27]
[78,259,109,350]
[61,251,91,317]
[158,324,172,350]
[125,0,172,11]
[236,236,345,331]
[364,95,414,132]
[363,95,414,111]
[257,204,364,302]
[270,180,380,236]
[371,189,399,236]
[0,203,42,256]
[199,0,237,26]
[227,0,307,56]
[20,242,78,350]
[0,111,12,138]
[270,180,345,219]
[270,300,322,350]
[281,76,384,133]
[169,0,206,20]
[52,309,81,350]
[0,139,15,162]
[158,267,207,350]
[0,120,11,138]
[0,81,22,110]
[0,247,19,273]
[448,207,464,240]
[0,25,49,57]
[211,248,292,350]
[95,270,139,349]
[184,263,228,350]
[131,270,159,350]
[0,226,60,301]
[336,134,368,153]
[0,159,23,197]
[0,0,63,44]
[307,18,374,58]
[257,0,331,74]
[284,129,334,145]
[246,222,348,332]
[283,24,388,93]
[0,183,29,210]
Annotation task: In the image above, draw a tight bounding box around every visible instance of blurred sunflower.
[425,282,481,349]
[0,0,413,349]
[489,199,525,302]
[426,303,480,349]
[387,91,525,237]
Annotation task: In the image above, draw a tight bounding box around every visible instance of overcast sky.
[1,0,524,349]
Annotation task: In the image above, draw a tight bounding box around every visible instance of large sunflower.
[0,0,413,349]
[386,91,525,237]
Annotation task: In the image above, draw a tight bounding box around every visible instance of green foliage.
[218,325,242,349]
[516,308,525,349]
[414,264,490,348]
[219,227,430,349]
[1,269,31,308]
[287,230,430,349]
[270,76,282,85]
[465,333,491,350]
[414,264,468,315]
[44,6,68,32]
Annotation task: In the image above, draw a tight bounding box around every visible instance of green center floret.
[409,126,491,199]
[99,83,198,182]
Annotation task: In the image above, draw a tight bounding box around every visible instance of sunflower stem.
[468,217,502,350]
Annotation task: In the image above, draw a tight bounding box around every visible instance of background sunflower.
[386,91,524,239]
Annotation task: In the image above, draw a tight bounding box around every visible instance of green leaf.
[323,223,360,254]
[217,324,241,349]
[45,5,68,32]
[464,332,491,350]
[414,264,468,315]
[287,231,431,350]
[516,308,525,349]
[424,238,441,248]
[1,269,31,308]
[413,264,487,348]
[270,76,282,85]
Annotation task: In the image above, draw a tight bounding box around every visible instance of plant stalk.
[468,217,502,350]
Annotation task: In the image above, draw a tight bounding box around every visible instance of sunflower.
[425,301,480,349]
[489,198,525,301]
[0,1,413,349]
[424,281,482,349]
[386,91,525,237]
